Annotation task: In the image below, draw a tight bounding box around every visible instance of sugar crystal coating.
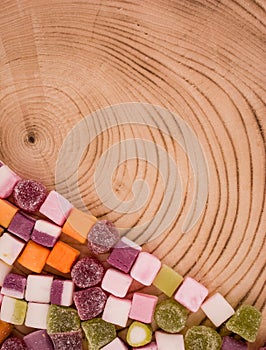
[71,257,105,288]
[87,220,119,254]
[47,304,80,334]
[74,286,107,320]
[50,330,83,350]
[13,179,48,213]
[1,273,26,299]
[8,212,35,241]
[82,318,116,350]
[221,336,247,350]
[0,337,27,350]
[126,321,152,347]
[185,326,222,350]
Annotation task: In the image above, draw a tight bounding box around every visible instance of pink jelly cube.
[101,337,128,350]
[0,165,21,198]
[102,295,131,327]
[101,268,133,298]
[39,190,73,226]
[129,293,158,323]
[8,212,35,241]
[174,277,208,312]
[130,252,161,286]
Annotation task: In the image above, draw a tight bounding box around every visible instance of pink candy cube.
[0,165,21,198]
[130,252,161,286]
[101,337,128,350]
[155,331,185,350]
[102,268,133,298]
[129,293,158,323]
[102,295,131,327]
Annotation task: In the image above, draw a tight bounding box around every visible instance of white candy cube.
[102,268,133,298]
[25,302,49,329]
[0,260,12,286]
[25,275,53,303]
[0,295,27,325]
[101,337,128,350]
[102,295,131,327]
[0,165,21,198]
[0,233,25,265]
[155,331,185,350]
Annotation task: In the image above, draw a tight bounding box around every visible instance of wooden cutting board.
[0,0,265,348]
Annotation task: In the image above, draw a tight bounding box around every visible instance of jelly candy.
[47,304,80,334]
[0,337,27,350]
[74,287,107,320]
[82,318,116,350]
[71,257,104,289]
[50,330,83,350]
[185,325,222,350]
[88,220,119,254]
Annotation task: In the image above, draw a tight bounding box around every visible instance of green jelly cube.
[153,264,183,297]
[13,299,27,325]
[82,318,116,350]
[185,325,222,350]
[47,305,80,334]
[154,299,188,333]
[226,305,262,342]
[126,321,152,347]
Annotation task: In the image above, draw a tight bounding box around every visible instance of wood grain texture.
[0,0,265,348]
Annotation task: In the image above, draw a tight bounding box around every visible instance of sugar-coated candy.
[130,252,161,286]
[46,241,80,274]
[129,293,158,323]
[221,336,247,350]
[47,304,80,334]
[31,220,61,248]
[39,190,73,226]
[101,337,128,350]
[0,233,25,265]
[0,166,21,199]
[74,286,107,320]
[201,293,235,327]
[0,261,12,287]
[82,318,116,350]
[50,279,74,306]
[71,257,104,289]
[185,326,222,350]
[174,277,208,312]
[8,212,35,241]
[0,337,27,350]
[107,237,141,273]
[102,295,131,327]
[87,220,119,254]
[101,268,133,297]
[132,342,157,350]
[226,305,262,342]
[0,200,18,228]
[17,240,50,273]
[0,320,13,345]
[155,331,185,350]
[25,275,53,303]
[50,330,83,350]
[0,296,27,325]
[154,299,188,333]
[1,273,26,299]
[13,179,48,213]
[25,302,49,329]
[153,264,183,297]
[23,330,54,350]
[126,321,152,347]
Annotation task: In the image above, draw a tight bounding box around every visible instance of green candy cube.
[153,264,183,297]
[226,305,262,342]
[126,321,152,347]
[47,305,80,334]
[185,326,222,350]
[82,318,116,350]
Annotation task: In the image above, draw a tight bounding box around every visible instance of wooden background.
[0,0,265,348]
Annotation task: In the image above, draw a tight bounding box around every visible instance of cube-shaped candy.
[153,265,183,297]
[39,190,73,226]
[201,293,235,327]
[25,275,53,303]
[71,257,104,289]
[0,293,3,305]
[8,212,35,241]
[221,336,248,350]
[62,207,97,243]
[50,330,83,350]
[46,241,80,274]
[0,165,21,198]
[174,277,208,312]
[25,302,49,329]
[47,304,80,334]
[0,227,4,236]
[185,325,222,350]
[24,330,54,350]
[0,200,18,228]
[31,220,61,247]
[107,237,141,273]
[74,287,107,320]
[101,337,128,350]
[82,318,116,350]
[130,252,161,286]
[0,260,12,286]
[102,295,131,327]
[129,293,158,323]
[87,220,120,254]
[0,320,13,344]
[0,232,25,265]
[155,331,185,350]
[0,295,27,325]
[50,279,74,306]
[126,321,152,347]
[0,337,27,350]
[1,273,26,299]
[132,342,157,350]
[102,268,133,298]
[17,240,50,273]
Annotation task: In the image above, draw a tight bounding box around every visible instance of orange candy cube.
[0,199,18,228]
[0,320,13,344]
[46,241,80,274]
[17,240,50,273]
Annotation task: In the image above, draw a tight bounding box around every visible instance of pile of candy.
[0,162,264,350]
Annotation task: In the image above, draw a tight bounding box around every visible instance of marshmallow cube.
[101,337,128,350]
[129,293,158,323]
[0,232,25,265]
[50,279,74,306]
[221,336,247,350]
[1,273,26,299]
[174,277,208,312]
[8,212,35,241]
[23,330,54,350]
[0,165,21,198]
[153,264,183,297]
[25,302,49,329]
[102,268,133,297]
[31,220,61,247]
[102,295,131,327]
[0,295,27,325]
[25,275,53,303]
[155,331,185,350]
[0,260,12,287]
[201,293,235,327]
[130,252,161,286]
[39,190,73,226]
[132,343,158,350]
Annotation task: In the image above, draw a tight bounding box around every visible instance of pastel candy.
[23,330,54,350]
[201,293,235,327]
[8,212,35,241]
[129,293,158,324]
[226,305,262,342]
[130,252,161,286]
[126,321,152,347]
[25,275,53,303]
[0,337,27,350]
[39,190,73,226]
[132,342,157,350]
[0,261,12,287]
[153,264,183,297]
[46,241,80,274]
[25,302,49,329]
[17,240,50,273]
[185,326,222,350]
[101,337,128,350]
[174,277,208,312]
[0,200,18,228]
[49,330,83,350]
[0,296,27,325]
[1,273,26,299]
[81,318,116,350]
[87,220,119,254]
[0,166,21,199]
[155,331,185,350]
[101,268,133,298]
[50,279,74,306]
[0,233,25,265]
[102,295,131,327]
[31,220,61,247]
[221,336,247,350]
[74,287,107,320]
[71,257,105,289]
[47,304,80,334]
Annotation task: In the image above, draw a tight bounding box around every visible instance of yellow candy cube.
[153,264,183,297]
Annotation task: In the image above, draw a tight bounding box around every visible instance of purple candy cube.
[74,287,107,321]
[31,220,61,248]
[50,330,83,350]
[222,336,248,350]
[1,273,27,299]
[23,330,54,350]
[50,280,74,306]
[1,337,27,350]
[8,212,35,241]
